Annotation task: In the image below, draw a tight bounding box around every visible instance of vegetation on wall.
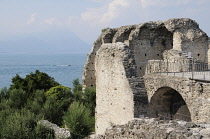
[101,27,109,33]
[0,70,96,139]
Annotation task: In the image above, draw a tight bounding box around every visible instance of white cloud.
[100,0,129,24]
[43,17,62,25]
[140,0,209,8]
[81,0,129,26]
[27,13,37,24]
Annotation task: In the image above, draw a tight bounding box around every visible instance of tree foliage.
[63,102,95,139]
[0,109,54,139]
[10,70,59,94]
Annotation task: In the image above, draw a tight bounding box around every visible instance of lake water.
[0,53,87,89]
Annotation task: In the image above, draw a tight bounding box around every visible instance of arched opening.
[150,87,191,121]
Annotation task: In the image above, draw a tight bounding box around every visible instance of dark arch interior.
[150,87,191,121]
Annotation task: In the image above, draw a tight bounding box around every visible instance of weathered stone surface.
[88,118,210,139]
[95,42,136,134]
[38,120,71,139]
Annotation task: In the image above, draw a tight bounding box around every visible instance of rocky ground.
[88,118,210,139]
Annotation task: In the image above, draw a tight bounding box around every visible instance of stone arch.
[149,86,191,121]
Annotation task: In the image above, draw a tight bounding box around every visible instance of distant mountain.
[0,31,91,53]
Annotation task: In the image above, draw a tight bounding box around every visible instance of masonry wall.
[95,43,135,134]
[165,18,208,62]
[129,23,173,77]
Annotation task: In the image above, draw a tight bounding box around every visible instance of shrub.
[0,87,8,101]
[83,87,96,116]
[101,27,109,33]
[26,90,46,115]
[0,109,37,139]
[34,124,55,139]
[72,79,83,102]
[7,89,27,109]
[63,102,95,139]
[45,85,72,101]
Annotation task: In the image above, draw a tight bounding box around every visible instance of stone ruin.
[82,18,210,135]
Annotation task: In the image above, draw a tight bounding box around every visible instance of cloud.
[140,0,209,8]
[81,0,129,26]
[100,0,129,23]
[27,13,37,24]
[43,17,62,25]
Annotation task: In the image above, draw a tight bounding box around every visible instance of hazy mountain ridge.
[0,31,91,53]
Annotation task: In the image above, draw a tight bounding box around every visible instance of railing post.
[204,68,206,80]
[167,58,168,75]
[192,58,194,79]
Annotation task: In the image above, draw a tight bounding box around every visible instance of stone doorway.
[149,87,191,121]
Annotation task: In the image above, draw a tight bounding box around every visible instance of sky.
[0,0,210,44]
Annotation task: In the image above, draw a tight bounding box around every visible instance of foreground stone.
[88,118,210,139]
[38,120,71,139]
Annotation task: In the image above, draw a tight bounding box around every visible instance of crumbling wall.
[95,42,136,134]
[129,22,173,76]
[82,29,117,88]
[165,18,208,62]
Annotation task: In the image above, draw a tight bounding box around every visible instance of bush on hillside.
[0,108,55,139]
[63,102,95,139]
[45,85,72,101]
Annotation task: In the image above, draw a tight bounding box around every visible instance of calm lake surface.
[0,53,87,89]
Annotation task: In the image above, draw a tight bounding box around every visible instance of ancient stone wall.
[144,74,210,123]
[95,42,136,134]
[165,19,208,63]
[129,22,173,77]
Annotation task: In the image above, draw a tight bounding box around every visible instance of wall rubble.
[88,118,210,139]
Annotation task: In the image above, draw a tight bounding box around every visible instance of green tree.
[63,102,95,139]
[25,90,46,116]
[0,109,34,139]
[0,108,55,139]
[72,79,83,102]
[0,87,8,102]
[83,87,96,116]
[10,70,60,96]
[7,89,27,109]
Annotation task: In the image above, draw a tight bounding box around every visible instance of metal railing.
[146,59,210,81]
